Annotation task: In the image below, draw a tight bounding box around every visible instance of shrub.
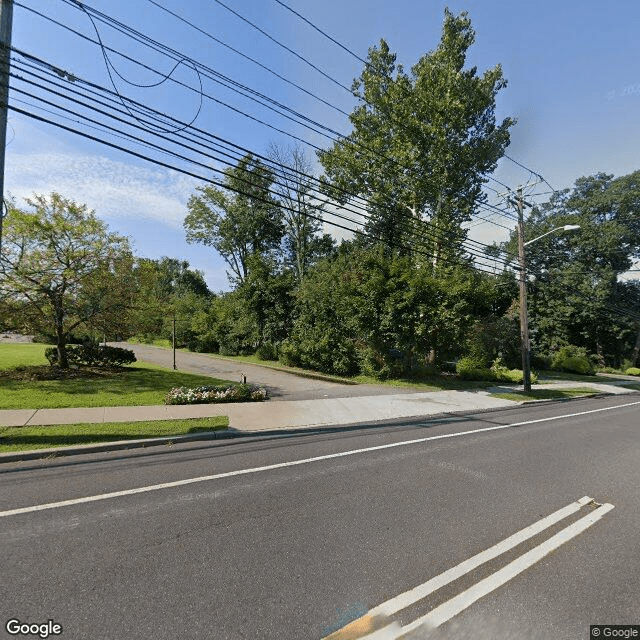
[550,345,595,375]
[625,367,640,376]
[256,342,278,361]
[358,346,404,380]
[278,340,301,367]
[456,356,492,381]
[164,383,268,405]
[490,358,538,384]
[45,344,136,367]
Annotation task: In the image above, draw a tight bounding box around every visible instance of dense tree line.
[2,10,638,375]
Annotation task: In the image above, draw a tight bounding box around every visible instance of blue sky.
[6,0,640,290]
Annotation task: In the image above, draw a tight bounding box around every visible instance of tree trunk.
[54,303,69,368]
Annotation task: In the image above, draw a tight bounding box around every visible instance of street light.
[517,215,580,392]
[523,225,581,247]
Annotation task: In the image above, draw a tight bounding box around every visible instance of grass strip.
[0,416,229,453]
[490,387,601,401]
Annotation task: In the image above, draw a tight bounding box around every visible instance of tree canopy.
[318,9,514,264]
[184,154,284,285]
[0,193,134,367]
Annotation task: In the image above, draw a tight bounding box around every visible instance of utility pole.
[516,186,532,392]
[0,0,13,256]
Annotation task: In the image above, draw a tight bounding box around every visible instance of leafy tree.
[504,171,640,365]
[0,193,134,367]
[127,257,213,347]
[267,143,335,280]
[184,154,284,285]
[318,9,514,264]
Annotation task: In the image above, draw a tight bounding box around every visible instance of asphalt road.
[1,395,639,639]
[113,342,427,401]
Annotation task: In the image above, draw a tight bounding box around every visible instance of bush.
[625,367,640,376]
[164,383,268,405]
[456,356,537,384]
[358,346,404,380]
[255,342,278,361]
[456,356,492,381]
[45,344,136,368]
[490,358,538,384]
[550,345,595,375]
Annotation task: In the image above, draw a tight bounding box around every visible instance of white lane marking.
[399,503,615,635]
[371,496,592,617]
[1,400,639,518]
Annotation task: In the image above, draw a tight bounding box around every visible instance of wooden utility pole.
[0,0,13,256]
[517,186,532,392]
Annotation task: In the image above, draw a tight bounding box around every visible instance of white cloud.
[5,151,200,229]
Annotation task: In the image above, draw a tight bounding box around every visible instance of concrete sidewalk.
[1,389,513,431]
[0,380,636,462]
[1,379,635,432]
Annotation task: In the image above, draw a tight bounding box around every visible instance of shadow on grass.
[0,365,234,407]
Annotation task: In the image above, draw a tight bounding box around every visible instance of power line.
[210,0,352,93]
[8,56,509,273]
[272,0,367,64]
[28,1,526,248]
[10,48,508,270]
[7,103,509,278]
[144,0,351,118]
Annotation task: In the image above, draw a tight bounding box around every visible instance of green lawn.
[0,344,236,409]
[0,416,229,453]
[0,342,49,368]
[490,387,600,401]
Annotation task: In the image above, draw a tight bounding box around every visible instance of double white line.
[324,496,614,639]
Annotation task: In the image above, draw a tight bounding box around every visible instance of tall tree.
[318,10,514,264]
[505,171,640,364]
[184,154,283,285]
[0,193,134,367]
[267,143,335,281]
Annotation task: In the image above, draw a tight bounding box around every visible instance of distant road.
[112,341,424,401]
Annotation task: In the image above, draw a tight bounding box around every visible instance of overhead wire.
[10,41,507,270]
[5,53,508,274]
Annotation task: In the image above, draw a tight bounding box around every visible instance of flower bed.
[164,383,268,405]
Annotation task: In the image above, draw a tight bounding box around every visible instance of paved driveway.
[113,342,425,401]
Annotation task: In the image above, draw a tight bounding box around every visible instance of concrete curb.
[3,390,635,464]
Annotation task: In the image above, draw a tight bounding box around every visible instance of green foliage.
[455,356,492,380]
[318,10,514,261]
[456,356,536,384]
[267,143,336,280]
[465,302,521,369]
[255,342,278,361]
[503,171,640,367]
[624,367,640,376]
[184,154,283,285]
[45,345,136,368]
[0,193,135,368]
[550,345,595,375]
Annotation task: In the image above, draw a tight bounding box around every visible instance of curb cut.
[3,390,637,464]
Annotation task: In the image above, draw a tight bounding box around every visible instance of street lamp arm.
[523,225,580,247]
